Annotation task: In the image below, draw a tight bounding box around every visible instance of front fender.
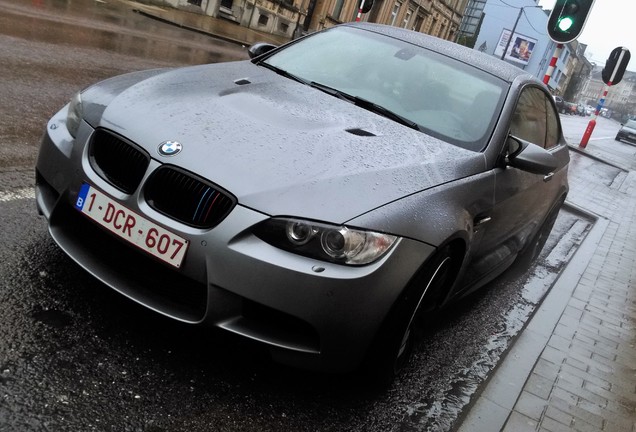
[346,170,495,248]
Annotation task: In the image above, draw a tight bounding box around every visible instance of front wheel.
[363,246,459,388]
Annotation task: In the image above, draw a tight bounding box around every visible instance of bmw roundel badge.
[158,140,183,156]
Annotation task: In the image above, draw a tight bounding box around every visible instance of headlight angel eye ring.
[255,218,398,265]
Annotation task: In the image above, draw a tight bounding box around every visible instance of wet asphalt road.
[0,1,622,430]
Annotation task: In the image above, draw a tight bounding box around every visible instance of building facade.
[145,0,469,42]
[579,68,636,120]
[456,0,485,47]
[472,0,552,79]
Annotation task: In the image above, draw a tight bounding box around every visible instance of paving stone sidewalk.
[460,137,636,431]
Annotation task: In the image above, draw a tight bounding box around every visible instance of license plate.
[75,183,189,268]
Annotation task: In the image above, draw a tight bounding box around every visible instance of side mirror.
[248,42,278,59]
[507,135,558,175]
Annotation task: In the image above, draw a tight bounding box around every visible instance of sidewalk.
[459,135,636,431]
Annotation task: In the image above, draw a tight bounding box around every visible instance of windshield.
[262,27,507,151]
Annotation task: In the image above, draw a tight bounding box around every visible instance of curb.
[132,8,248,47]
[456,204,609,432]
[567,144,629,172]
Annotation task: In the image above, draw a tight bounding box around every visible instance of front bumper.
[616,131,636,144]
[35,107,435,372]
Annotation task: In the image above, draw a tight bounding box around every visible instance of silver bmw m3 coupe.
[36,23,568,384]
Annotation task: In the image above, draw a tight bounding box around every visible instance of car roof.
[343,22,534,85]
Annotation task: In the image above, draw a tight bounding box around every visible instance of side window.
[510,87,547,147]
[545,96,560,149]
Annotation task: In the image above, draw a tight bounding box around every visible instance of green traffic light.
[557,16,574,32]
[547,0,595,43]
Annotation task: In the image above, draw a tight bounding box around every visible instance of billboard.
[494,29,537,65]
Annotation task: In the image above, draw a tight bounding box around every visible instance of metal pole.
[355,0,366,22]
[580,49,626,148]
[501,7,523,61]
[543,43,564,85]
[579,83,610,148]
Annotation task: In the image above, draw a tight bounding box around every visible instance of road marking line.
[0,187,35,202]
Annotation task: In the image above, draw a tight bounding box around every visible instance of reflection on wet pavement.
[1,0,247,65]
[0,0,247,170]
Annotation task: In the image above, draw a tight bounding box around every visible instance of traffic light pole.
[580,48,628,148]
[500,7,523,61]
[543,43,564,85]
[579,83,611,148]
[355,0,366,21]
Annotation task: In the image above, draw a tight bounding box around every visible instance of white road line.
[0,187,35,202]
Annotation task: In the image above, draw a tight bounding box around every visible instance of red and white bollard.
[543,43,563,85]
[580,83,611,148]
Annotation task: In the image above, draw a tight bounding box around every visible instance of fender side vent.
[234,78,251,85]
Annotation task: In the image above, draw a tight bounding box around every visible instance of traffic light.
[547,0,595,44]
[602,47,631,85]
[359,0,373,14]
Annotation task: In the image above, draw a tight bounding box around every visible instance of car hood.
[621,125,636,134]
[88,62,486,223]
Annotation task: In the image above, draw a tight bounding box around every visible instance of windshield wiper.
[258,62,309,85]
[309,82,421,132]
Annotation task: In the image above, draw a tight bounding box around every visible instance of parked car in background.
[553,96,566,113]
[35,23,569,385]
[576,104,586,116]
[566,102,576,115]
[615,120,636,144]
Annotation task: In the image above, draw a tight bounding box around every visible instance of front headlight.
[253,218,398,265]
[65,91,83,138]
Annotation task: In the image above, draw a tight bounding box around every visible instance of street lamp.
[500,5,542,61]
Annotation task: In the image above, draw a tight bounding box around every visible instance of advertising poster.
[494,28,537,65]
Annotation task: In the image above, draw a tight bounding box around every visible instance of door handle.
[543,172,554,182]
[474,216,491,228]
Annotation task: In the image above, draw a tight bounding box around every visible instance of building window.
[390,2,402,26]
[279,21,289,33]
[561,50,569,64]
[258,14,269,26]
[333,0,345,20]
[412,14,423,31]
[402,9,413,28]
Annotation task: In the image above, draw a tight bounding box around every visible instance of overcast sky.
[537,0,636,71]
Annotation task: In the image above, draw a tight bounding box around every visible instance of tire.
[517,199,563,267]
[363,246,459,388]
